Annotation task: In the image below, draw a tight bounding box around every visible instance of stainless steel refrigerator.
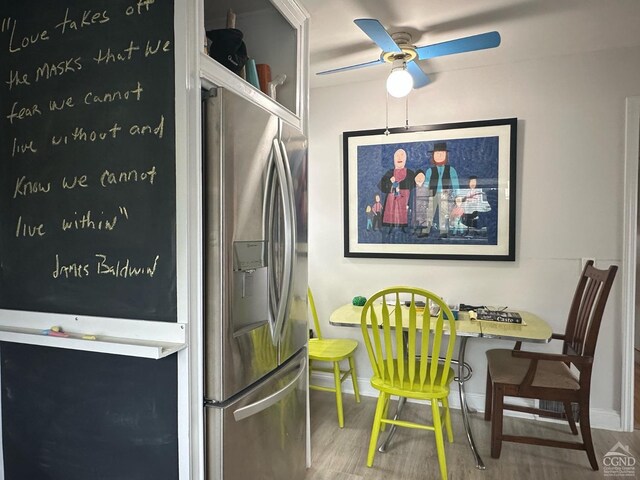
[203,88,308,480]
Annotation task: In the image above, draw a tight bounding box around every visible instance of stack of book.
[476,308,523,324]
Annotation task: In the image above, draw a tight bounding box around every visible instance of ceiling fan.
[317,19,501,97]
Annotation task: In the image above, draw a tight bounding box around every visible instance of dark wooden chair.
[484,260,617,470]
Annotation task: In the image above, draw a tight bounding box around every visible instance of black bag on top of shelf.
[206,28,248,75]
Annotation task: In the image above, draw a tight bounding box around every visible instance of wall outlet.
[581,257,596,269]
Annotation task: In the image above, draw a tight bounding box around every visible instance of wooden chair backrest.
[563,261,617,361]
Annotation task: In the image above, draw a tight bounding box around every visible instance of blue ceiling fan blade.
[416,31,501,60]
[316,58,384,75]
[406,61,430,88]
[354,18,402,54]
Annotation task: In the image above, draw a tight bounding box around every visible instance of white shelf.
[0,311,187,359]
[200,52,300,129]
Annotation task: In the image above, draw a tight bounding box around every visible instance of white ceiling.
[298,0,640,89]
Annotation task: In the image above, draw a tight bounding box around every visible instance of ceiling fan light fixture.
[386,59,413,98]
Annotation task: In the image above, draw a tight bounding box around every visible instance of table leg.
[378,396,406,453]
[458,336,485,470]
[451,358,475,413]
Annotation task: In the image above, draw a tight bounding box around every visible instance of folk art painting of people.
[371,194,383,230]
[424,142,460,238]
[409,169,431,237]
[449,196,465,236]
[344,119,516,259]
[378,148,415,229]
[459,175,492,236]
[352,134,502,248]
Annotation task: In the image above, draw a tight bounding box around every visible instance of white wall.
[307,45,640,428]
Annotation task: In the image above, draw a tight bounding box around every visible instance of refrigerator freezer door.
[204,89,281,402]
[205,349,307,480]
[277,122,308,364]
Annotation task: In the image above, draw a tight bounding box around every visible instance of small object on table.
[352,296,367,306]
[82,335,97,340]
[460,303,484,311]
[404,300,426,307]
[447,303,460,320]
[476,308,522,324]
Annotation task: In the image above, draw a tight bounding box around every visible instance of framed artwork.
[343,118,517,261]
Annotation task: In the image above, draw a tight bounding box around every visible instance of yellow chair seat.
[309,338,358,362]
[371,360,455,400]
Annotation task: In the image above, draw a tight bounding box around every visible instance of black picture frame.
[343,118,517,261]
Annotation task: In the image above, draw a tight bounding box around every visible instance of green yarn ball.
[352,296,367,306]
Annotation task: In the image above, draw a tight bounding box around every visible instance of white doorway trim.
[622,96,640,431]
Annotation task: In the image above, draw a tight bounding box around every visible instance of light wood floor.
[306,391,640,480]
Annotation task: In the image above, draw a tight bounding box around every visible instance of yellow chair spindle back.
[361,286,457,395]
[394,293,405,388]
[364,303,383,380]
[382,298,394,384]
[407,295,417,388]
[308,287,323,340]
[419,306,429,390]
[431,312,445,392]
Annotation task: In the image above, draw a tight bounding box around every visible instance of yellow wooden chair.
[308,287,360,428]
[360,287,456,480]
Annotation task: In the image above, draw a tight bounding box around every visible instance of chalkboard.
[0,0,176,321]
[1,342,178,480]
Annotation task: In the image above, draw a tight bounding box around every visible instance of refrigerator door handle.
[232,357,306,422]
[276,139,297,338]
[263,150,277,333]
[268,138,294,345]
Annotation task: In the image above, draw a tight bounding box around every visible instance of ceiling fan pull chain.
[384,90,390,135]
[404,94,409,130]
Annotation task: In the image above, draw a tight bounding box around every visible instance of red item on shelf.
[256,64,271,95]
